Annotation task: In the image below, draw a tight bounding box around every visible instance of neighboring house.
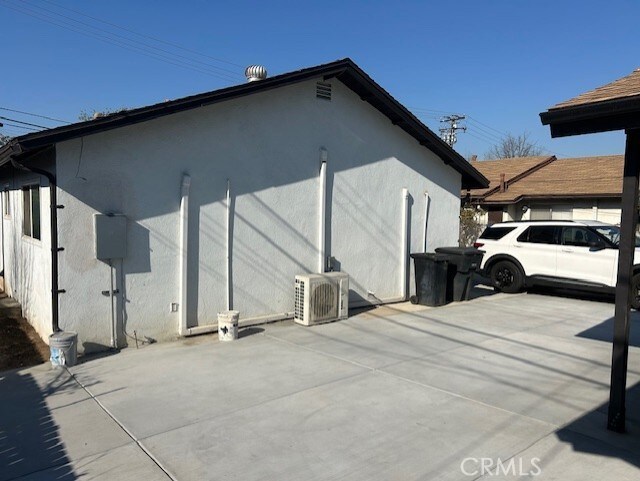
[463,155,624,226]
[0,58,487,352]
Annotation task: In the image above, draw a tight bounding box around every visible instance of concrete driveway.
[2,290,640,480]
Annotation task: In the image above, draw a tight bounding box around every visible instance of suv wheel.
[490,260,524,293]
[632,273,640,310]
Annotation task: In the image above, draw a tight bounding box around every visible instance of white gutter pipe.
[318,148,328,273]
[178,174,191,336]
[226,179,232,311]
[109,259,116,348]
[401,188,409,300]
[423,191,430,252]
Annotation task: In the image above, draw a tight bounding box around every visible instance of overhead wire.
[0,106,69,124]
[14,0,242,79]
[0,0,241,82]
[1,122,41,131]
[414,107,570,158]
[36,0,243,68]
[0,116,47,129]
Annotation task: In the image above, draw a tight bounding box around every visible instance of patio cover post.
[608,128,640,432]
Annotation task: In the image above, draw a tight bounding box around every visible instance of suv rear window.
[479,226,516,240]
[517,226,560,244]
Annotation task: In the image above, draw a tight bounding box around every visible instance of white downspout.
[226,179,232,311]
[318,148,327,274]
[178,174,191,336]
[401,188,409,300]
[423,191,429,253]
[109,259,116,348]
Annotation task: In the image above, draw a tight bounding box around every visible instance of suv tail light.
[473,242,484,248]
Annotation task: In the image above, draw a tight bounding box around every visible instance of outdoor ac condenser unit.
[294,272,349,326]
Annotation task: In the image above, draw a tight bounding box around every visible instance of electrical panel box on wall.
[94,214,127,260]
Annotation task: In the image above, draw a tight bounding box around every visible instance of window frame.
[22,183,41,241]
[561,226,602,248]
[516,225,560,245]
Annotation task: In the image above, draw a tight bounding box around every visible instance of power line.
[465,119,505,143]
[37,0,244,69]
[409,106,456,115]
[466,115,509,138]
[15,0,242,79]
[0,1,241,82]
[0,116,47,129]
[0,122,41,131]
[0,106,69,123]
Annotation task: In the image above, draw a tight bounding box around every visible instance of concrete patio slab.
[4,290,640,480]
[141,370,554,481]
[10,443,170,481]
[70,334,368,439]
[0,367,135,481]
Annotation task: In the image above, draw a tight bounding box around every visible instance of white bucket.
[218,310,239,341]
[49,331,78,367]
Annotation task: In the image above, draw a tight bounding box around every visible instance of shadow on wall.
[0,370,78,480]
[55,102,461,336]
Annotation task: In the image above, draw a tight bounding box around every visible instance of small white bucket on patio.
[49,331,78,367]
[218,310,239,342]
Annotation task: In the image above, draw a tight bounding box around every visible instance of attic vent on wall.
[316,82,332,100]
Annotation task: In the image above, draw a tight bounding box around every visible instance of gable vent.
[316,82,332,100]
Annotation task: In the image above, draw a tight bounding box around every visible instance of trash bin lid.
[410,252,448,261]
[435,247,484,256]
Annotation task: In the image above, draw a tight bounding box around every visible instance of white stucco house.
[0,58,487,352]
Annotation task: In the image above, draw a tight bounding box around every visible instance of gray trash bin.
[435,247,485,301]
[410,253,449,306]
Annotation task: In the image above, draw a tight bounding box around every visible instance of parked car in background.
[474,220,640,308]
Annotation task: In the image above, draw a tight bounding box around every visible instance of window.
[22,185,40,240]
[517,226,559,245]
[479,226,516,240]
[2,189,9,217]
[561,227,599,247]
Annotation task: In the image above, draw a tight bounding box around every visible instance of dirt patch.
[0,316,50,372]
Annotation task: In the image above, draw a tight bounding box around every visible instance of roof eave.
[0,58,488,188]
[540,95,640,137]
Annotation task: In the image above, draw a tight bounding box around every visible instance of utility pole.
[439,114,466,147]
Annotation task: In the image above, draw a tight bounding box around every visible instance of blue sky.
[1,0,638,159]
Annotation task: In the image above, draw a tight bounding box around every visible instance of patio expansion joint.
[70,352,370,444]
[263,329,558,430]
[65,367,176,481]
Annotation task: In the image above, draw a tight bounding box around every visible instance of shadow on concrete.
[467,279,498,301]
[555,381,640,468]
[0,370,78,480]
[238,327,264,339]
[528,285,615,305]
[575,311,640,348]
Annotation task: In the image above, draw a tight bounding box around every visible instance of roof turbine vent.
[245,65,268,82]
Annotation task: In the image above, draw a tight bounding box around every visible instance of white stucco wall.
[0,151,53,342]
[50,78,461,351]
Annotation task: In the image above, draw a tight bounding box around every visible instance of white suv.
[474,220,640,308]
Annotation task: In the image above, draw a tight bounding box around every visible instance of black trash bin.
[410,253,449,306]
[434,247,485,302]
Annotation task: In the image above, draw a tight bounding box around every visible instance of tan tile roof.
[466,156,553,198]
[551,69,640,110]
[485,155,623,203]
